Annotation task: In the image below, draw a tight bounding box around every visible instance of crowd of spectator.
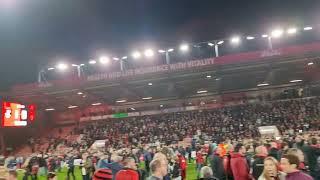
[74,97,320,151]
[0,134,319,179]
[0,96,319,179]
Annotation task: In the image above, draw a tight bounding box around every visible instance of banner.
[112,113,128,118]
[86,42,320,82]
[90,140,107,149]
[185,106,198,111]
[128,112,140,117]
[140,110,160,116]
[162,107,185,113]
[258,126,280,137]
[11,42,320,93]
[87,58,215,82]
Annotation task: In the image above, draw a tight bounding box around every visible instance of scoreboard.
[1,102,36,127]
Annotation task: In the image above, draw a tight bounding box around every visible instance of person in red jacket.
[115,157,140,180]
[178,154,187,180]
[230,143,250,180]
[196,150,204,179]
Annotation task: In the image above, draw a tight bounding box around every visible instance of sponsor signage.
[12,42,320,92]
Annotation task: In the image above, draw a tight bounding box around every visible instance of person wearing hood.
[230,143,250,180]
[252,146,268,180]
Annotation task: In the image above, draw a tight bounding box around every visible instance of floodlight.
[303,26,312,31]
[142,97,152,100]
[144,49,154,57]
[217,40,224,45]
[290,79,303,83]
[257,83,269,87]
[89,60,97,64]
[92,103,102,106]
[287,28,297,34]
[230,36,240,44]
[132,51,141,59]
[197,90,208,94]
[179,44,189,52]
[271,29,284,38]
[56,63,68,70]
[99,56,110,64]
[68,105,78,109]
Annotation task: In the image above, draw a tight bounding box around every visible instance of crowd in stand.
[75,97,320,150]
[0,96,319,179]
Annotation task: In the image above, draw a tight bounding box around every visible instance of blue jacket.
[144,152,152,162]
[106,162,123,176]
[97,159,109,169]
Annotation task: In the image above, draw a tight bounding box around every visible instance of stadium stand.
[0,42,319,180]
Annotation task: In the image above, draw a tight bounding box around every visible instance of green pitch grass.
[17,162,197,180]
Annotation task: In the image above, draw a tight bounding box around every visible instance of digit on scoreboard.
[1,101,36,127]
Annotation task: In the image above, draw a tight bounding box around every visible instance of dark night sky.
[0,0,319,90]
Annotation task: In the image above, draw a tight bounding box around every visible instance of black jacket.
[252,155,266,180]
[171,163,180,178]
[210,154,225,180]
[304,145,320,172]
[268,148,280,161]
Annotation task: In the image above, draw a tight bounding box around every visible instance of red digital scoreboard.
[1,102,36,127]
